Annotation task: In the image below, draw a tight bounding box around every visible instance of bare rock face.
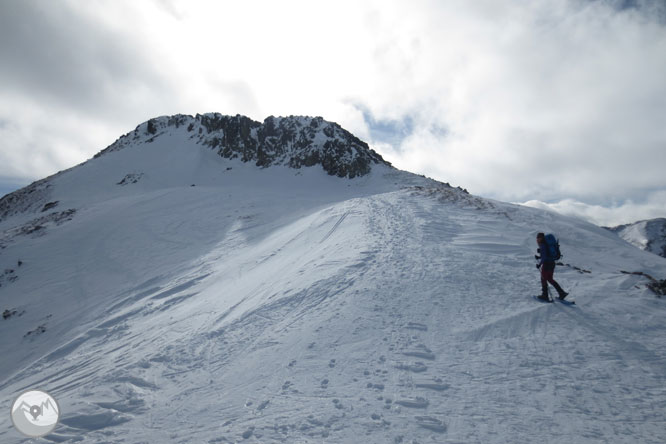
[0,114,391,225]
[97,114,390,179]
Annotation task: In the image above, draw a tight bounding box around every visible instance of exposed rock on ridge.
[0,179,53,222]
[97,114,390,179]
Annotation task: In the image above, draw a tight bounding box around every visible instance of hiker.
[536,232,568,301]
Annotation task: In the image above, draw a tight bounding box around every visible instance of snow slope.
[607,218,666,258]
[1,116,666,443]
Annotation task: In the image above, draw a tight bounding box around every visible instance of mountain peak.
[96,114,391,179]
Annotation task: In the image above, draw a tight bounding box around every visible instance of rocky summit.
[96,114,390,179]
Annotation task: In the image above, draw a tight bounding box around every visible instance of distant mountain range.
[606,218,666,258]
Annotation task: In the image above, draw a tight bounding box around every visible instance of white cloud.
[1,0,665,224]
[361,0,666,204]
[522,190,666,226]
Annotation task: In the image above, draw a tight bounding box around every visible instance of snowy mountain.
[606,218,666,258]
[1,115,665,444]
[96,114,389,178]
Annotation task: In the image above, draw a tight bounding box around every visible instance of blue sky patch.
[357,105,415,148]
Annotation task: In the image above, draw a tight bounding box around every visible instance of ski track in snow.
[1,173,666,443]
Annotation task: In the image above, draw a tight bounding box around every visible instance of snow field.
[0,142,665,442]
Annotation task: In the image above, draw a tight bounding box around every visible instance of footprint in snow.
[395,397,429,408]
[405,322,428,331]
[415,382,449,391]
[395,362,428,373]
[366,383,385,390]
[415,416,447,433]
[401,344,436,360]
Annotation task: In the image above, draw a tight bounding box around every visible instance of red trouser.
[540,261,556,286]
[540,261,565,297]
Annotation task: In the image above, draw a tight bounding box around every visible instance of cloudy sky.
[1,0,665,226]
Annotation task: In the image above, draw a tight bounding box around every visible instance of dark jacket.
[538,241,555,265]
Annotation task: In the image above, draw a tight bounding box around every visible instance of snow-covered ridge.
[96,114,390,179]
[1,172,665,442]
[0,114,393,226]
[606,218,666,258]
[0,178,53,221]
[2,112,666,442]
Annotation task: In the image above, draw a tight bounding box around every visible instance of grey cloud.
[0,1,169,117]
[611,0,666,21]
[373,0,666,212]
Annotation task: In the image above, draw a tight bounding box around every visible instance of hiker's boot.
[538,282,550,302]
[553,282,568,300]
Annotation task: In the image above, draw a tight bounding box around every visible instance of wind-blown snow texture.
[1,115,665,443]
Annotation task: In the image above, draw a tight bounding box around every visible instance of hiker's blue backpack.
[544,234,562,261]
